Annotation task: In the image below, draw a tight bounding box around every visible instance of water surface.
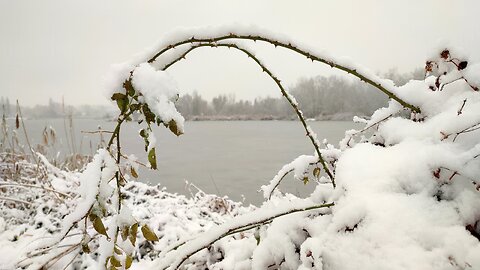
[9,119,361,205]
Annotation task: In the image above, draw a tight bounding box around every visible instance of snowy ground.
[0,154,254,269]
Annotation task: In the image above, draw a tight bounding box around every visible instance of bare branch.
[148,34,420,113]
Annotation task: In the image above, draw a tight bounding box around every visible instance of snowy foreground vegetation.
[1,26,480,269]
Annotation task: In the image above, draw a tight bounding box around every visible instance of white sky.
[0,0,479,106]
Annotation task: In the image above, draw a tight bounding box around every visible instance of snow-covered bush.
[127,28,478,270]
[4,26,480,270]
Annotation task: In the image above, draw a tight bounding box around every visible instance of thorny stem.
[345,114,394,147]
[148,34,421,113]
[112,121,123,248]
[164,202,335,270]
[104,101,136,262]
[106,110,134,150]
[439,120,480,142]
[161,42,335,187]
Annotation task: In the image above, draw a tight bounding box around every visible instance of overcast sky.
[1,0,479,106]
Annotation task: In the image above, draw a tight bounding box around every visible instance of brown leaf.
[121,226,130,241]
[129,223,138,246]
[110,256,122,268]
[125,255,133,269]
[130,167,138,178]
[141,224,159,241]
[93,217,108,238]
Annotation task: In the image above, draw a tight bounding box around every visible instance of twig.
[457,99,467,115]
[0,181,72,198]
[81,130,114,134]
[119,152,148,168]
[345,114,393,147]
[0,196,32,205]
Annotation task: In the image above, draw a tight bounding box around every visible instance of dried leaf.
[425,61,433,72]
[111,93,126,101]
[129,223,138,246]
[116,99,128,114]
[110,256,122,268]
[130,103,141,111]
[121,226,130,241]
[313,167,321,178]
[148,148,157,170]
[141,224,159,241]
[167,120,183,136]
[130,167,138,178]
[303,176,309,185]
[88,213,98,222]
[440,49,450,59]
[82,244,91,254]
[142,104,155,124]
[125,255,133,269]
[114,246,123,255]
[93,217,108,238]
[124,80,135,97]
[15,114,19,129]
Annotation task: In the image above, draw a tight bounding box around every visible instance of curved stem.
[148,34,420,113]
[106,110,134,150]
[161,43,335,186]
[162,202,334,270]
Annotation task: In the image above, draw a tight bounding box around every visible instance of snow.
[261,155,318,200]
[132,63,185,134]
[147,131,157,152]
[0,155,253,269]
[465,63,480,87]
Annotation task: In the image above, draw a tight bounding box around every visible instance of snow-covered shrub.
[121,28,478,270]
[4,26,479,270]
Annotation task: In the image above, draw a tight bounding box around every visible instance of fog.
[1,0,479,106]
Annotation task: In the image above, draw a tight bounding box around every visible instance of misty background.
[1,0,479,108]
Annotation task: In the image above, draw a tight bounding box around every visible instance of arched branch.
[157,201,335,270]
[147,34,420,113]
[159,42,335,186]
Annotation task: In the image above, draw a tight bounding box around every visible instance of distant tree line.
[176,68,424,120]
[1,69,423,120]
[0,97,114,119]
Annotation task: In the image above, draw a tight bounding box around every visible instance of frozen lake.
[10,119,361,205]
